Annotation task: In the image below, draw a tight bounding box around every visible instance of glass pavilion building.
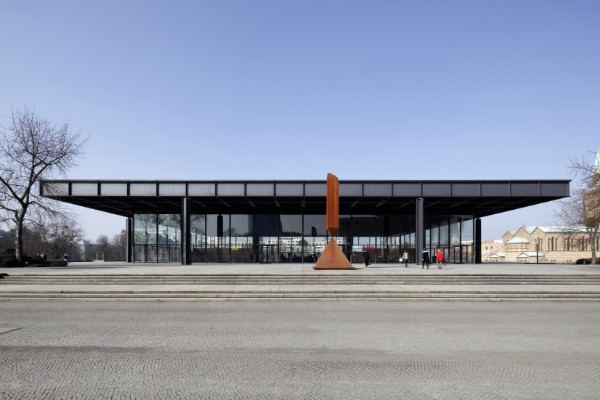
[40,179,570,265]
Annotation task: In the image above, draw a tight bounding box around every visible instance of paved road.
[1,301,599,399]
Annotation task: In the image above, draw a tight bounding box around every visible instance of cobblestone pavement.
[1,301,599,399]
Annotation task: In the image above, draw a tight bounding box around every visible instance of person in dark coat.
[421,248,430,269]
[362,248,371,267]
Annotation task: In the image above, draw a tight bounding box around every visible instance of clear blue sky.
[1,0,599,241]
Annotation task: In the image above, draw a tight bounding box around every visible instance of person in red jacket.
[436,249,445,269]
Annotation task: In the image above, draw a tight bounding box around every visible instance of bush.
[575,258,600,265]
[0,253,67,267]
[0,254,23,267]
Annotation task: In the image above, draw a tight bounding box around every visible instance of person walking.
[436,249,445,269]
[401,251,409,268]
[362,248,371,268]
[421,247,430,269]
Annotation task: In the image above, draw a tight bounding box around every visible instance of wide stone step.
[2,274,600,299]
[0,290,599,300]
[2,274,600,285]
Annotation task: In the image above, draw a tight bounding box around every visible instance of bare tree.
[20,225,44,258]
[96,234,110,260]
[556,150,600,264]
[111,230,127,261]
[0,226,43,256]
[0,107,86,263]
[39,215,84,260]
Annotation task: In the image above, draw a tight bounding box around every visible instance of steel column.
[475,217,482,264]
[416,197,424,265]
[126,217,133,263]
[181,197,192,265]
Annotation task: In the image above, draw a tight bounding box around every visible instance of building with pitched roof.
[489,225,597,263]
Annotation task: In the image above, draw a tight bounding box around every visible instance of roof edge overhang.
[39,179,571,218]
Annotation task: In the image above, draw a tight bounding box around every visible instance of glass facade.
[39,179,570,266]
[133,214,182,262]
[132,213,475,264]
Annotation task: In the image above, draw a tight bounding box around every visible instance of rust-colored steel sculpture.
[326,173,339,236]
[314,173,355,270]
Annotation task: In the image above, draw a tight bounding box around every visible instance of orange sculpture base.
[313,238,355,270]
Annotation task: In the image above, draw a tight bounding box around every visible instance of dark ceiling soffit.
[46,195,566,220]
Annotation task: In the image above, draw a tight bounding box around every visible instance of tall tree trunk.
[592,234,598,264]
[14,218,24,263]
[13,205,29,264]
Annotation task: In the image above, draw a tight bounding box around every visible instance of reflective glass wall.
[132,213,474,264]
[133,214,181,262]
[423,215,474,264]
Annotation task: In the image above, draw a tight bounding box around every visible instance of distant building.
[489,149,600,264]
[481,240,504,262]
[487,226,597,263]
[76,239,98,261]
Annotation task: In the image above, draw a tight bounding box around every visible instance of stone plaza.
[1,299,599,399]
[1,261,600,398]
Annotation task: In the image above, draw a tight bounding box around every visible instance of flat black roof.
[40,179,570,218]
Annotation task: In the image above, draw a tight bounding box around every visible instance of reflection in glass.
[132,211,476,265]
[439,219,449,247]
[191,215,206,262]
[230,215,252,262]
[134,214,157,262]
[206,214,229,262]
[303,215,325,236]
[461,217,474,263]
[157,214,181,263]
[431,226,439,249]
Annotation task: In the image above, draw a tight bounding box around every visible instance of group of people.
[421,248,445,269]
[401,248,445,269]
[361,248,445,269]
[34,253,71,264]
